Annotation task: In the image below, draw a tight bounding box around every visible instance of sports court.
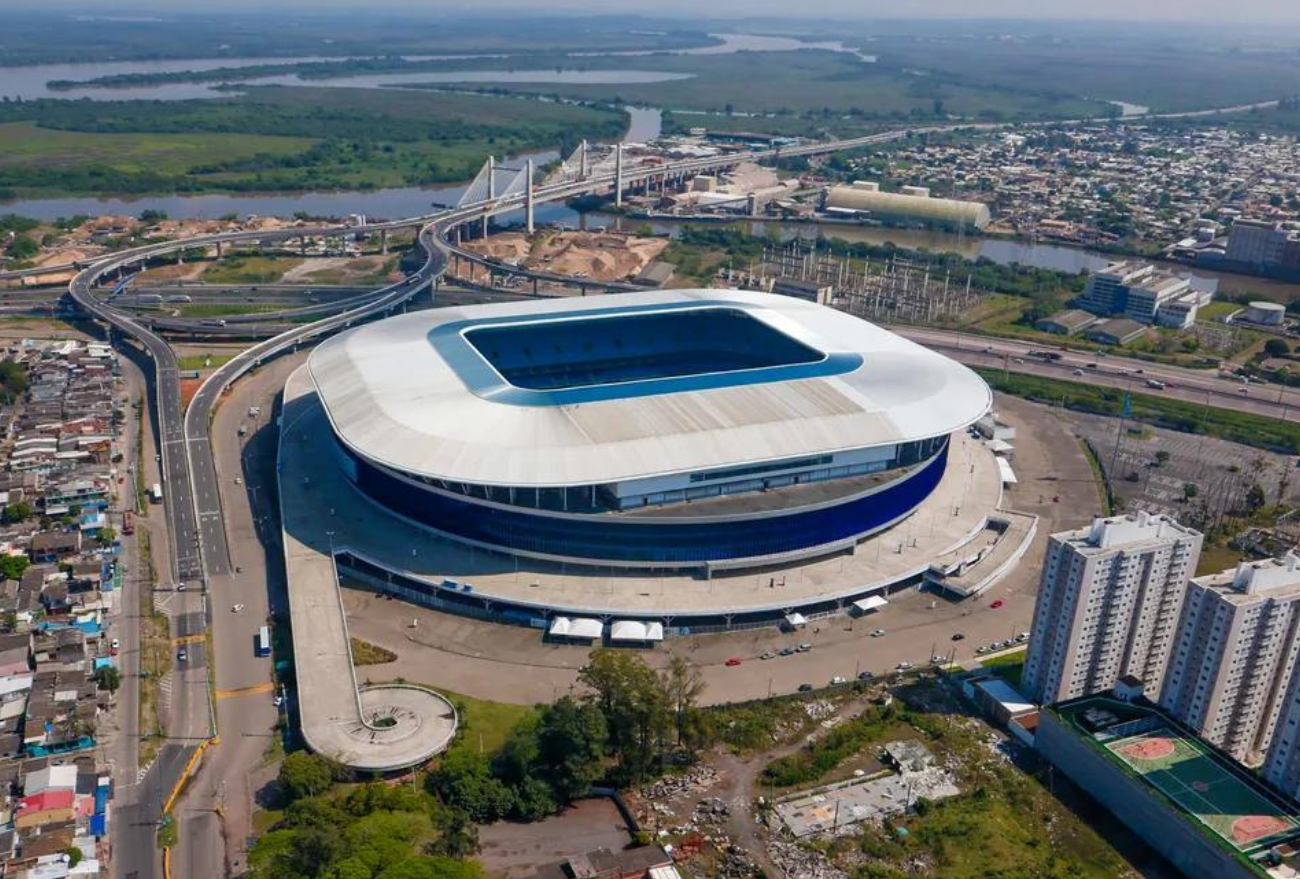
[1107,727,1300,852]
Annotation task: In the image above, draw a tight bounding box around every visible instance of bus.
[256,626,271,658]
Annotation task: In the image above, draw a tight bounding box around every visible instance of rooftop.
[308,290,991,489]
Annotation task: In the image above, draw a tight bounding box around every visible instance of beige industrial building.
[1159,555,1300,766]
[821,181,991,232]
[1022,513,1203,705]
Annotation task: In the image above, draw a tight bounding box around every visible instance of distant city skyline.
[18,0,1300,24]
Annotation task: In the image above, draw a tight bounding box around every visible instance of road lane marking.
[215,682,274,699]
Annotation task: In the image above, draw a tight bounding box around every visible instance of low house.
[1086,318,1147,346]
[1035,309,1100,336]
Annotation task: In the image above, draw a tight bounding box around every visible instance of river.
[584,214,1300,298]
[0,33,872,102]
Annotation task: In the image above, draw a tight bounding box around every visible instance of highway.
[896,327,1300,424]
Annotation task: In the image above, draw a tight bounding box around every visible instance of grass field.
[1108,727,1299,852]
[978,367,1300,454]
[0,86,625,197]
[445,49,1109,122]
[979,649,1027,688]
[176,354,234,371]
[199,255,301,285]
[0,121,314,174]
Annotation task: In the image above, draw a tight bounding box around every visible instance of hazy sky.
[22,0,1300,23]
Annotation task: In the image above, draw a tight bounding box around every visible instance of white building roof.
[309,290,991,488]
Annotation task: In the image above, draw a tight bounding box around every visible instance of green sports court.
[1106,727,1300,853]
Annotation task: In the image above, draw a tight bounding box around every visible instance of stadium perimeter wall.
[1035,710,1260,879]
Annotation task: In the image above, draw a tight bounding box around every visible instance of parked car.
[177,649,188,662]
[797,683,814,693]
[895,661,913,671]
[231,604,245,613]
[990,599,1004,609]
[797,643,813,652]
[725,657,742,667]
[857,671,872,681]
[830,675,847,685]
[760,651,776,660]
[110,638,120,650]
[932,655,946,664]
[951,632,965,641]
[871,628,886,637]
[779,647,796,657]
[976,646,989,655]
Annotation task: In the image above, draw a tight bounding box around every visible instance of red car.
[725,657,742,667]
[990,599,1004,609]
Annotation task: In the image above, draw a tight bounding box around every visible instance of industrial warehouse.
[279,289,1022,634]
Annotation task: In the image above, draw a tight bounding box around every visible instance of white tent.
[610,620,649,642]
[548,617,571,637]
[785,612,808,628]
[644,622,665,641]
[853,595,888,613]
[997,457,1018,486]
[568,618,605,640]
[987,438,1014,455]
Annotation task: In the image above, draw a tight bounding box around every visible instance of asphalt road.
[896,327,1300,424]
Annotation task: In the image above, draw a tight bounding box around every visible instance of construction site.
[457,229,672,287]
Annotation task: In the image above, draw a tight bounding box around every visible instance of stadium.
[307,289,992,575]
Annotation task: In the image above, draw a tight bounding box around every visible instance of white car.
[110,638,120,650]
[871,628,886,637]
[272,695,284,707]
[231,604,245,613]
[895,661,913,671]
[830,675,847,685]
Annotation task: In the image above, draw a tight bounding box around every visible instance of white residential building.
[1022,513,1203,705]
[1160,555,1300,765]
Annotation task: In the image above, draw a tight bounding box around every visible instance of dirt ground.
[465,230,669,282]
[477,798,632,878]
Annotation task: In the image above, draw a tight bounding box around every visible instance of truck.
[122,510,135,536]
[1145,378,1167,390]
[150,483,163,504]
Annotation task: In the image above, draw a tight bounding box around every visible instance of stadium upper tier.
[309,290,991,569]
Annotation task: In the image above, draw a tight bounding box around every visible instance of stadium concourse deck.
[277,383,459,772]
[280,365,1006,625]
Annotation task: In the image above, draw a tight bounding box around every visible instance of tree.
[98,527,116,544]
[0,554,29,581]
[425,811,479,859]
[1183,483,1200,502]
[1246,482,1268,513]
[1154,450,1171,467]
[427,749,513,823]
[2,502,33,524]
[661,655,705,749]
[278,751,337,802]
[578,650,672,781]
[94,665,121,692]
[1265,338,1292,358]
[536,696,607,802]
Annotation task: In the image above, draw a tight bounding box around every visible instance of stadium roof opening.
[464,307,825,391]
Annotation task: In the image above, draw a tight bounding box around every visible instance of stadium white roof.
[309,289,991,488]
